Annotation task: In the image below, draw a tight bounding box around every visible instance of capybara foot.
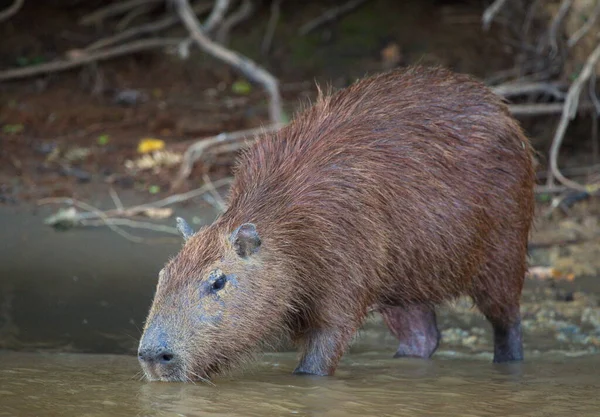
[492,319,524,363]
[380,304,440,359]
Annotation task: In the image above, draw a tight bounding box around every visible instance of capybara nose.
[138,346,176,365]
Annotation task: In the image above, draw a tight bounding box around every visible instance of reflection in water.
[1,351,599,416]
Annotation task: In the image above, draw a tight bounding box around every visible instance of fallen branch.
[38,177,233,242]
[216,0,255,45]
[508,102,594,116]
[567,1,600,48]
[482,0,508,31]
[173,0,283,123]
[0,0,24,23]
[299,0,369,35]
[79,0,163,26]
[261,0,282,56]
[171,124,284,190]
[492,82,566,99]
[0,38,183,82]
[548,43,600,192]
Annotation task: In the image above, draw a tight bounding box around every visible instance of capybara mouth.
[141,361,220,384]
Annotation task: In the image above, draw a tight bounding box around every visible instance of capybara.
[138,66,535,382]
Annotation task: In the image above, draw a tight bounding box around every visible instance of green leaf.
[97,134,110,146]
[148,185,161,194]
[537,193,552,203]
[2,124,24,134]
[231,80,252,95]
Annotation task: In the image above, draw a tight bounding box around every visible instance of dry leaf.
[137,138,165,154]
[141,207,173,219]
[527,266,576,282]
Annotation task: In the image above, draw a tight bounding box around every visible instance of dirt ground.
[1,0,517,202]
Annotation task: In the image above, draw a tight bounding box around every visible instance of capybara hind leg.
[294,326,356,376]
[472,284,524,362]
[379,305,440,359]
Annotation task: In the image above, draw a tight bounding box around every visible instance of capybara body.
[138,66,535,382]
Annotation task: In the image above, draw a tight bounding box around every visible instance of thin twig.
[81,218,179,235]
[115,2,160,31]
[299,0,369,35]
[109,187,124,211]
[0,38,183,82]
[171,124,284,190]
[85,3,212,51]
[0,0,24,23]
[567,1,600,48]
[202,174,228,211]
[78,0,163,26]
[546,0,573,57]
[590,70,600,164]
[173,0,283,124]
[261,0,282,56]
[203,0,231,33]
[216,0,255,45]
[482,0,508,31]
[548,43,600,192]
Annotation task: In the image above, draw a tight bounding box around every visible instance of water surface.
[1,351,598,416]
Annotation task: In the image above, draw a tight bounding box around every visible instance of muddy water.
[1,351,599,417]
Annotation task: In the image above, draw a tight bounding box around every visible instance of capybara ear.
[176,217,195,241]
[230,223,261,258]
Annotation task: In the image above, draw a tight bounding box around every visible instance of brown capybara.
[138,66,535,382]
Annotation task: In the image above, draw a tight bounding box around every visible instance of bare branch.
[492,82,566,99]
[85,3,212,51]
[508,102,594,116]
[203,0,231,33]
[261,0,282,56]
[216,0,255,45]
[548,43,600,192]
[482,0,508,31]
[0,38,183,82]
[171,124,284,190]
[78,0,163,26]
[173,0,283,123]
[546,0,573,56]
[299,0,369,36]
[0,0,24,23]
[567,1,600,48]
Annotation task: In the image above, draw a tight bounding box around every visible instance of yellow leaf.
[137,138,165,154]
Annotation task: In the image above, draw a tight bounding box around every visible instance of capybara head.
[138,217,293,382]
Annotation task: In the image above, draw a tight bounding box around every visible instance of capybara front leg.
[293,326,356,376]
[379,304,440,359]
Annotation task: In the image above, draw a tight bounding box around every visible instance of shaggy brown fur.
[138,66,535,382]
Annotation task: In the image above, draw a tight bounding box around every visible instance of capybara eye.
[212,275,227,292]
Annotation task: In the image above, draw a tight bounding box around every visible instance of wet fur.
[141,66,535,381]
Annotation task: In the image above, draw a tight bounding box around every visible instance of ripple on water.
[0,351,599,417]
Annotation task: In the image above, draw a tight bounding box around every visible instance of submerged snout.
[138,325,182,381]
[138,344,176,365]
